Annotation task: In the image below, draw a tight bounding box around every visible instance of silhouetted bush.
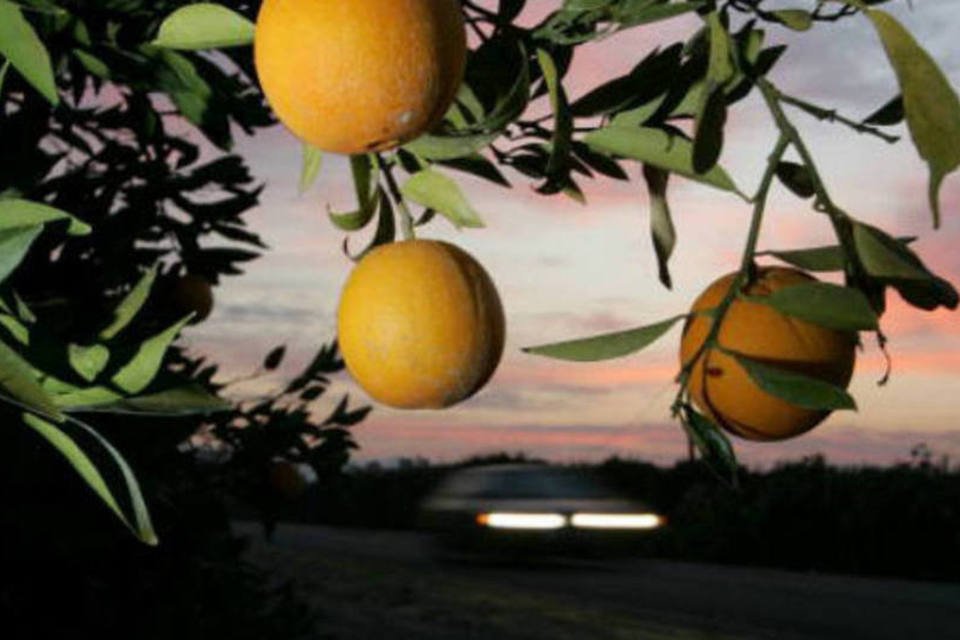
[284,453,960,582]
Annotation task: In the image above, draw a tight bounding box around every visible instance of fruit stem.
[758,79,867,295]
[376,154,416,241]
[669,132,789,418]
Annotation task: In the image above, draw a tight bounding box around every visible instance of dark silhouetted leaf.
[264,345,286,371]
[862,95,904,126]
[775,161,815,198]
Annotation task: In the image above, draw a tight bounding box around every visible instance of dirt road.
[235,522,960,639]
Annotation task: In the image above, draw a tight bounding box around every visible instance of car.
[419,463,665,556]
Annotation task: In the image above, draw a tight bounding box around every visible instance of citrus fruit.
[170,273,214,323]
[337,239,505,409]
[268,460,310,499]
[254,0,467,154]
[679,267,857,441]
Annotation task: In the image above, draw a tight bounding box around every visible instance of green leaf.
[771,9,813,32]
[0,313,28,345]
[156,50,213,130]
[299,143,323,194]
[705,12,735,85]
[13,292,35,323]
[151,3,255,50]
[536,48,573,179]
[681,405,737,482]
[53,386,122,410]
[401,169,484,229]
[68,415,159,545]
[613,1,704,29]
[748,281,878,331]
[732,353,857,411]
[0,225,42,283]
[72,49,111,79]
[0,60,10,94]
[0,199,91,235]
[328,155,378,231]
[68,343,110,383]
[775,161,815,199]
[100,266,157,340]
[0,1,58,104]
[642,165,675,289]
[404,131,499,161]
[853,222,929,280]
[0,341,63,421]
[111,315,192,395]
[865,9,960,228]
[344,188,396,261]
[759,244,846,272]
[21,413,156,544]
[524,315,683,362]
[585,125,738,191]
[83,385,231,416]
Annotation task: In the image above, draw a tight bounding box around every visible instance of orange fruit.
[679,267,857,441]
[268,460,309,499]
[254,0,467,154]
[337,240,505,409]
[170,274,214,323]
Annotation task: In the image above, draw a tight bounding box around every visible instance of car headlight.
[569,513,663,530]
[476,512,566,530]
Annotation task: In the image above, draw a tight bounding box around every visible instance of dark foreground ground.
[234,522,960,640]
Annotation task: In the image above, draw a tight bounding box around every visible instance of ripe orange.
[679,267,857,441]
[254,0,467,154]
[337,240,505,409]
[170,273,214,323]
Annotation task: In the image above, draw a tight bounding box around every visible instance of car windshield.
[444,467,611,500]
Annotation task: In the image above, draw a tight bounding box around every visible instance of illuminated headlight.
[570,513,663,530]
[476,512,566,530]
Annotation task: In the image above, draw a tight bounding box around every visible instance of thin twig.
[376,154,415,241]
[778,91,900,144]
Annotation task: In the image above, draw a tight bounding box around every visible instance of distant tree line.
[263,452,960,582]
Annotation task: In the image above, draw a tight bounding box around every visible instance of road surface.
[235,522,960,640]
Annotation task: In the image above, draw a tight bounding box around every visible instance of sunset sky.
[184,1,960,467]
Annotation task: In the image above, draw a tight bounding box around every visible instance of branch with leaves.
[93,0,960,483]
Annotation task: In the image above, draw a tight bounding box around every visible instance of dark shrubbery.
[285,453,960,582]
